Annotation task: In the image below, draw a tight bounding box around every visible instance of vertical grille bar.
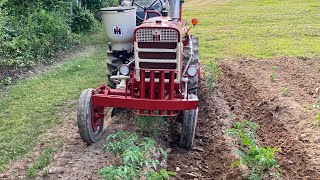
[159,71,165,115]
[140,70,146,114]
[168,71,175,115]
[150,70,155,115]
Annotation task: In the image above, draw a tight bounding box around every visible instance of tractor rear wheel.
[77,88,104,144]
[107,53,123,89]
[180,94,198,149]
[183,36,200,95]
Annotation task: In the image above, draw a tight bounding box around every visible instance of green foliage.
[204,61,221,88]
[101,132,173,180]
[146,169,176,180]
[71,4,97,33]
[0,0,98,69]
[104,131,138,155]
[100,165,139,180]
[135,116,165,137]
[226,121,281,179]
[0,9,74,68]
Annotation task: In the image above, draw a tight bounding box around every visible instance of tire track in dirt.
[42,109,136,180]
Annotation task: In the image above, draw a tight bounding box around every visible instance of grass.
[26,144,61,178]
[183,0,320,61]
[0,43,107,171]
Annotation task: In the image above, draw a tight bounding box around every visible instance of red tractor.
[77,0,200,149]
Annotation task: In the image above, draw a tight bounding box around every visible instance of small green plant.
[280,86,289,97]
[100,132,173,180]
[100,165,139,180]
[135,116,164,137]
[307,98,320,110]
[313,113,320,126]
[226,121,281,179]
[269,73,277,82]
[146,169,176,180]
[204,61,221,88]
[269,66,278,82]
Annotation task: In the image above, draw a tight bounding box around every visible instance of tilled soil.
[1,57,320,179]
[168,57,320,179]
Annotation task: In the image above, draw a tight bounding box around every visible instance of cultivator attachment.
[91,69,198,116]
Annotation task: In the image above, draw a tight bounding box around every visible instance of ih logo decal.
[113,25,122,36]
[153,30,161,42]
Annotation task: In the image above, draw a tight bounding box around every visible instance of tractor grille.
[135,28,181,83]
[136,29,179,42]
[139,62,177,69]
[138,42,177,49]
[138,52,176,59]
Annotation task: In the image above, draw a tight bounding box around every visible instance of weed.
[313,113,320,126]
[269,66,278,82]
[26,147,54,178]
[146,169,176,180]
[204,61,221,88]
[100,132,173,180]
[269,73,277,82]
[100,165,139,180]
[26,167,37,178]
[135,116,164,137]
[272,66,279,71]
[226,121,281,179]
[280,87,289,97]
[307,98,320,110]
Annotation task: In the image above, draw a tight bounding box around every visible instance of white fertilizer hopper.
[101,7,137,51]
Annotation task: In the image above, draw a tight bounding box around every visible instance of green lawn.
[183,0,320,61]
[0,45,107,171]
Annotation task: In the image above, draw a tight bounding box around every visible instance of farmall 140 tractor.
[77,0,200,149]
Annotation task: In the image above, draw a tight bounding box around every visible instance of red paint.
[91,95,198,110]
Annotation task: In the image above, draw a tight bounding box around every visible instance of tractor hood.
[136,16,181,32]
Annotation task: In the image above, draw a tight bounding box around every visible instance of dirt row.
[168,57,320,179]
[1,57,319,179]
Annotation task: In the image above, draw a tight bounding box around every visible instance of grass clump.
[226,121,281,179]
[280,86,289,97]
[269,66,278,82]
[204,61,221,88]
[26,146,55,178]
[100,131,175,180]
[313,113,320,126]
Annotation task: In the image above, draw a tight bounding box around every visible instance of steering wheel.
[131,0,163,22]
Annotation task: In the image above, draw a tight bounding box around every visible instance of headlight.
[187,65,198,77]
[119,65,130,75]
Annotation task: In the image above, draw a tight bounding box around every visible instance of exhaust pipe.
[169,0,181,20]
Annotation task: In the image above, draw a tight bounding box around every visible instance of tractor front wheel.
[77,88,104,145]
[180,94,198,149]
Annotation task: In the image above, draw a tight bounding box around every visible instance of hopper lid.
[100,6,136,12]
